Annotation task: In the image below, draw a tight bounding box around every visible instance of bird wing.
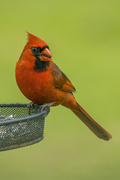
[51,62,76,93]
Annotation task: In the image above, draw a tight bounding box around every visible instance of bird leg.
[27,101,55,115]
[27,102,35,115]
[40,102,55,112]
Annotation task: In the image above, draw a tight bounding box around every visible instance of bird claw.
[27,101,55,115]
[27,102,35,115]
[40,102,55,112]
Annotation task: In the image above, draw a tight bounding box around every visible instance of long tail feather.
[71,102,112,140]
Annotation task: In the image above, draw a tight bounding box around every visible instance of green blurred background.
[0,0,120,179]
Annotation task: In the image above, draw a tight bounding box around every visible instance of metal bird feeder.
[0,103,50,151]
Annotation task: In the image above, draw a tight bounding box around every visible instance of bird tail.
[72,102,112,140]
[62,97,112,140]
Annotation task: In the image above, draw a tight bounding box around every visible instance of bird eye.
[31,47,38,54]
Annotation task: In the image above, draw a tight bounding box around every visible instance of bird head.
[21,32,52,63]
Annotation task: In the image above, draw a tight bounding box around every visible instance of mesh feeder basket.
[0,103,50,151]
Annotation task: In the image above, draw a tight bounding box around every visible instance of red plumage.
[15,32,112,140]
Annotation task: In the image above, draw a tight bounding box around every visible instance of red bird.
[15,32,112,141]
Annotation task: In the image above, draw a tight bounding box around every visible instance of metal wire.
[0,103,50,151]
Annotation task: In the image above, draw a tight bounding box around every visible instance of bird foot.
[27,101,55,115]
[27,102,35,115]
[40,102,55,112]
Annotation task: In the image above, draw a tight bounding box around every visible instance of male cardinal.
[15,32,112,141]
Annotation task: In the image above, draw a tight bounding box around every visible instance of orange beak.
[40,48,52,62]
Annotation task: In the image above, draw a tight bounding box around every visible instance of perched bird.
[15,32,112,141]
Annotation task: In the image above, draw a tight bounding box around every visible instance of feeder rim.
[0,103,48,126]
[0,103,29,107]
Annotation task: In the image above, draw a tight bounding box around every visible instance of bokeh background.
[0,0,120,179]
